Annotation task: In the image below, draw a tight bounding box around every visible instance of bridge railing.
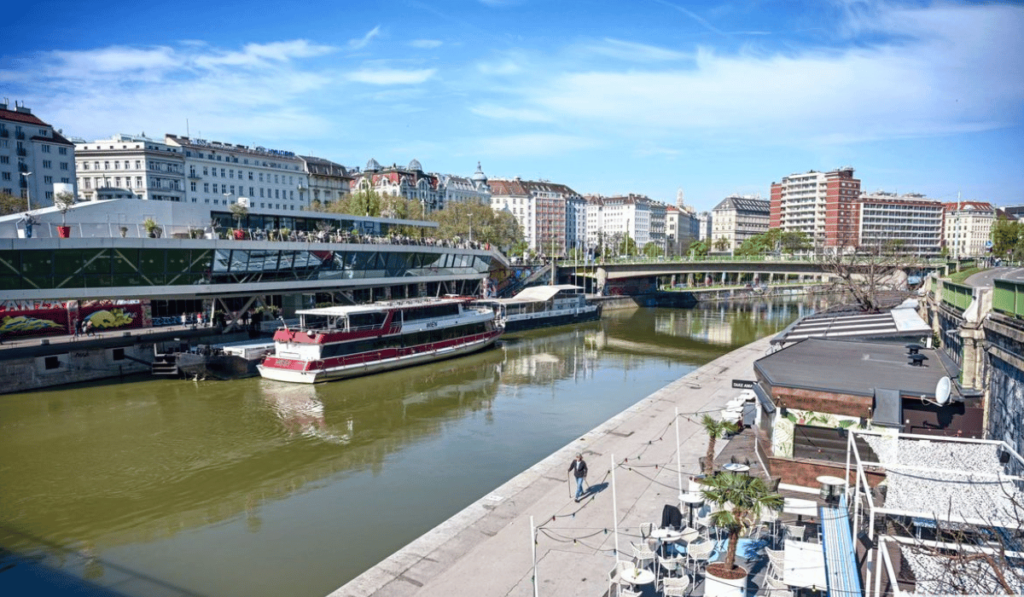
[941,280,974,312]
[555,255,950,267]
[993,279,1024,318]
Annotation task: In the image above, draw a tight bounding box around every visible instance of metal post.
[675,407,684,502]
[24,171,32,211]
[611,453,620,562]
[530,515,539,597]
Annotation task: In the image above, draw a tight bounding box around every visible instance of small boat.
[479,285,601,333]
[176,341,275,380]
[257,297,503,384]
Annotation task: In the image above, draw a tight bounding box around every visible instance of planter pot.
[705,563,748,597]
[57,226,71,238]
[234,230,245,240]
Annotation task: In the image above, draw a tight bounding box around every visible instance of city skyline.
[3,0,1022,210]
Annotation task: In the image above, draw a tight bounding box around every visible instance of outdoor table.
[723,462,750,474]
[679,492,705,528]
[782,539,827,592]
[651,528,683,557]
[619,565,656,586]
[783,497,818,523]
[816,475,845,504]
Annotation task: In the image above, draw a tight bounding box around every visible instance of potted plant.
[701,473,783,597]
[54,191,75,238]
[119,226,129,238]
[230,203,248,239]
[280,227,291,241]
[143,217,162,238]
[701,414,738,475]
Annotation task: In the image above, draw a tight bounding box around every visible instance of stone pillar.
[596,267,608,296]
[959,327,986,389]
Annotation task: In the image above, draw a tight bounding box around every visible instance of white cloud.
[470,104,551,122]
[484,3,1024,146]
[476,58,522,75]
[409,39,443,49]
[348,26,381,50]
[347,68,437,85]
[474,133,600,157]
[195,40,335,68]
[587,39,691,62]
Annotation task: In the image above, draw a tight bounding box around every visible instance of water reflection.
[0,299,822,597]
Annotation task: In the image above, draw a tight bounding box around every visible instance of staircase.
[151,349,179,376]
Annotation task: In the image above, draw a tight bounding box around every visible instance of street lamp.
[23,171,32,211]
[468,214,473,244]
[223,191,232,206]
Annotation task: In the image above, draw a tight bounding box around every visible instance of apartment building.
[858,192,943,255]
[770,167,861,249]
[164,135,308,211]
[943,201,996,258]
[75,134,185,202]
[350,159,443,212]
[585,194,659,255]
[710,195,770,253]
[696,211,712,242]
[491,178,581,255]
[0,101,76,208]
[299,156,351,207]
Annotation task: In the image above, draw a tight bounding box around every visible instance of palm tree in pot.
[701,414,738,475]
[701,473,783,597]
[54,191,75,238]
[230,203,248,239]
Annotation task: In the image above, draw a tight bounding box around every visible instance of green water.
[0,297,830,596]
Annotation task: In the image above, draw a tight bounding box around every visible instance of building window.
[44,356,61,370]
[204,183,209,193]
[249,186,254,195]
[43,160,52,169]
[44,175,53,184]
[60,162,68,171]
[212,183,218,193]
[59,147,67,155]
[191,181,197,192]
[41,144,51,153]
[1,172,9,181]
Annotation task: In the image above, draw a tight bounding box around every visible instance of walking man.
[568,453,588,502]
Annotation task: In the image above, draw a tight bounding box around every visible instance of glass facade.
[0,246,491,291]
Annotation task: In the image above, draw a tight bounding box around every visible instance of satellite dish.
[935,376,951,406]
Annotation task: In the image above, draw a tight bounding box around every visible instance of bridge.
[551,256,950,294]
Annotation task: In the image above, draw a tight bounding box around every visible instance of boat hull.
[257,331,500,384]
[503,305,602,334]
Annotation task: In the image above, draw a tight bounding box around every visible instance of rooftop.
[771,301,932,345]
[755,338,960,399]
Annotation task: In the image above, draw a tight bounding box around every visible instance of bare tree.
[818,231,913,312]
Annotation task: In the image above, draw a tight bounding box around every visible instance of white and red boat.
[257,297,502,384]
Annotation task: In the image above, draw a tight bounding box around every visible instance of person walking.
[568,453,588,502]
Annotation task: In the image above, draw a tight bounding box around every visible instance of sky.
[2,0,1023,211]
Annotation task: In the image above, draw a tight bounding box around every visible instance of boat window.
[403,304,460,321]
[348,312,387,329]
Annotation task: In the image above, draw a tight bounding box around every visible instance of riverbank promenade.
[331,336,774,597]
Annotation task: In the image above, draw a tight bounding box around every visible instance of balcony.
[17,163,29,173]
[15,131,25,140]
[16,148,27,157]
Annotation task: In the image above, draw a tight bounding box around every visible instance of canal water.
[0,296,831,597]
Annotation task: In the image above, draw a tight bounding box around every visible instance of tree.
[819,232,914,312]
[429,201,523,248]
[618,232,637,257]
[689,240,709,258]
[991,215,1022,259]
[701,414,738,475]
[702,473,783,574]
[714,236,731,253]
[642,241,662,259]
[229,203,248,229]
[54,191,75,226]
[0,191,28,216]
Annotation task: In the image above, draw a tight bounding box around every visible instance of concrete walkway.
[330,336,774,597]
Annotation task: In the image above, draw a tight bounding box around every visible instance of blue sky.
[2,0,1023,210]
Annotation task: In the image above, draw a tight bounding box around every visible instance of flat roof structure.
[482,284,582,305]
[770,301,931,345]
[755,338,960,400]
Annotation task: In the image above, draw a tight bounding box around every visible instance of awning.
[873,388,902,428]
[820,494,863,597]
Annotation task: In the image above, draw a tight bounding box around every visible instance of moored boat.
[257,297,502,384]
[478,285,601,333]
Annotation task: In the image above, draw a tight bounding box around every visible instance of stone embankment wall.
[0,343,153,394]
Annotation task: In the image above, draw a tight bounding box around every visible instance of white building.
[858,192,943,255]
[491,178,581,255]
[75,134,185,203]
[696,211,712,242]
[439,163,492,208]
[943,201,996,259]
[585,194,665,255]
[299,156,351,207]
[0,101,76,208]
[165,135,308,211]
[710,195,770,253]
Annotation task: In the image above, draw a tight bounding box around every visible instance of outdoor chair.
[661,575,691,596]
[631,541,657,572]
[686,539,715,577]
[763,575,794,597]
[619,589,641,597]
[658,554,684,579]
[640,521,655,540]
[608,560,634,597]
[783,523,805,542]
[694,509,715,541]
[765,547,785,580]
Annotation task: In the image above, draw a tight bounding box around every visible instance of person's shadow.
[583,482,608,498]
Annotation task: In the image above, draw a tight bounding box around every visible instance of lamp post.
[23,171,32,211]
[468,213,473,244]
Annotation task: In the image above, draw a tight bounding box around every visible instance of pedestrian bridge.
[0,237,505,302]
